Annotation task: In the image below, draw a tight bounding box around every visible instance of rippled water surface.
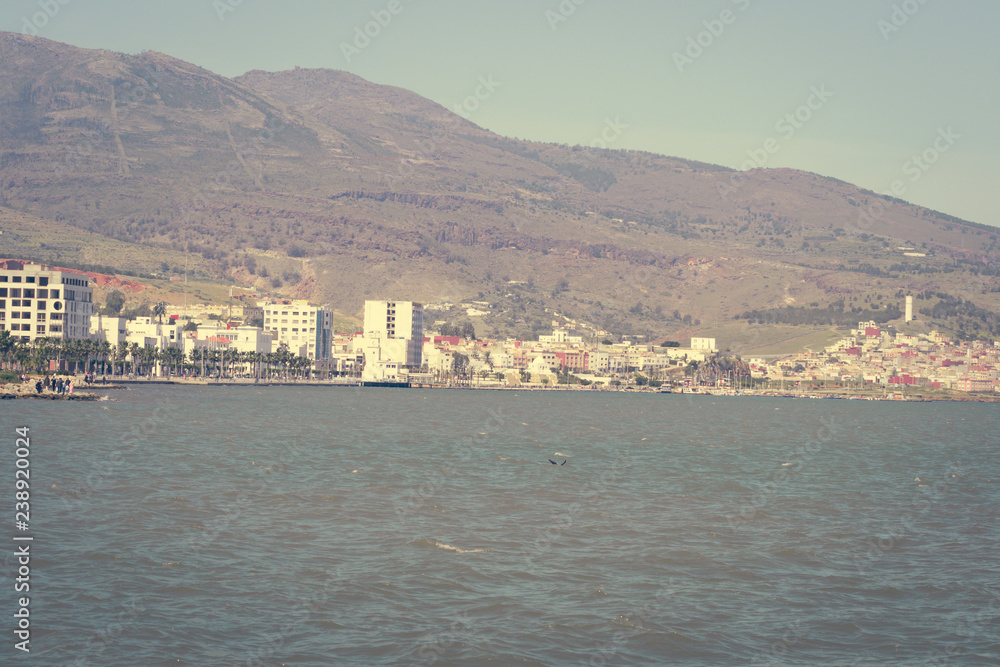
[4,386,1000,665]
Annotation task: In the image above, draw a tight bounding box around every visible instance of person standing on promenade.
[68,380,74,394]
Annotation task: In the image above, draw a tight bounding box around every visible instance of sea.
[3,386,999,665]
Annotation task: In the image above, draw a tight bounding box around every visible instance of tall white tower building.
[905,295,913,323]
[361,301,424,380]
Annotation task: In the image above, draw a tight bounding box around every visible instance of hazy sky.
[5,0,998,227]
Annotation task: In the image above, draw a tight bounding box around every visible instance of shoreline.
[4,377,998,403]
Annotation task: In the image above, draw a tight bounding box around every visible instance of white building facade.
[361,300,424,381]
[263,300,332,360]
[0,260,93,342]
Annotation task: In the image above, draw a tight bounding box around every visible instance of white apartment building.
[90,313,128,346]
[539,327,584,344]
[362,300,424,367]
[690,337,718,352]
[361,300,424,381]
[263,300,332,360]
[0,260,93,342]
[127,317,184,351]
[189,322,273,355]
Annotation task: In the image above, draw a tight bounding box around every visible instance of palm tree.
[168,347,185,377]
[245,351,260,379]
[98,341,112,376]
[115,341,128,377]
[12,342,31,372]
[127,342,141,376]
[0,330,15,369]
[153,301,167,325]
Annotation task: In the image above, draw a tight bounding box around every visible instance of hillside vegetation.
[1,32,997,347]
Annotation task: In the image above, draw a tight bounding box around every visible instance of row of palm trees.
[0,331,317,380]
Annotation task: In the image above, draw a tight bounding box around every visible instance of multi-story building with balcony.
[0,260,93,342]
[262,300,331,360]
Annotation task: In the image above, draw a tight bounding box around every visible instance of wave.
[418,538,491,554]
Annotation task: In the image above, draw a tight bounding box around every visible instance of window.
[23,289,33,298]
[36,313,45,322]
[12,276,21,283]
[50,313,61,321]
[39,277,48,286]
[11,289,20,298]
[37,290,47,298]
[49,325,62,333]
[0,288,5,296]
[0,312,4,320]
[36,325,46,334]
[21,301,31,308]
[26,277,35,284]
[36,301,45,310]
[50,290,58,298]
[0,276,6,282]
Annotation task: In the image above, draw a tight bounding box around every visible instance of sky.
[4,0,999,227]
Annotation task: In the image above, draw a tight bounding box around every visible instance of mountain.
[1,32,998,347]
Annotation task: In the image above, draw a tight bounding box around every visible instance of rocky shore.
[0,381,100,401]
